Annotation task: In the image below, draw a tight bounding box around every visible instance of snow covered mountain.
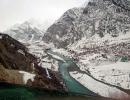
[43,0,130,48]
[43,8,84,48]
[2,0,130,99]
[0,33,65,91]
[54,0,130,92]
[5,19,45,44]
[42,0,130,98]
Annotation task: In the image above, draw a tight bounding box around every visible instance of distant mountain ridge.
[5,20,45,44]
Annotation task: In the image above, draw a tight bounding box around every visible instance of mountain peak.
[5,19,45,43]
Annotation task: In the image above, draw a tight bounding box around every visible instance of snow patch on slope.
[90,62,130,89]
[19,71,35,84]
[70,71,130,99]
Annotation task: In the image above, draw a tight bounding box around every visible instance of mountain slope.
[43,0,130,48]
[0,33,65,91]
[43,8,84,48]
[5,20,60,72]
[5,20,44,44]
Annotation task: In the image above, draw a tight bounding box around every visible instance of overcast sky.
[0,0,87,31]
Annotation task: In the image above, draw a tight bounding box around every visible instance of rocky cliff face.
[0,33,65,91]
[43,8,84,48]
[112,0,130,10]
[43,0,130,48]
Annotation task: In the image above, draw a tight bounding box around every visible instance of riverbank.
[47,49,130,100]
[0,82,110,100]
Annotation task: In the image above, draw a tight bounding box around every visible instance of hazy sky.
[0,0,87,31]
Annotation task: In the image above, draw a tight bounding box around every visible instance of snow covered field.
[70,71,130,99]
[66,37,130,85]
[90,62,130,89]
[19,71,35,84]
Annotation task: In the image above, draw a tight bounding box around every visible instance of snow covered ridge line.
[5,19,45,44]
[47,52,65,62]
[17,49,25,55]
[51,48,72,58]
[69,34,130,52]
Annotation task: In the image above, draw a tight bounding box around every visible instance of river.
[0,49,126,100]
[47,50,98,96]
[47,49,129,100]
[0,82,106,100]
